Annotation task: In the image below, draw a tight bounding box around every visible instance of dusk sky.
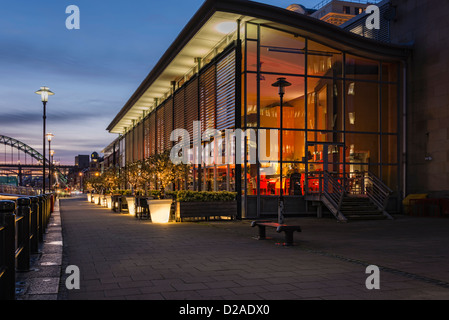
[0,0,319,165]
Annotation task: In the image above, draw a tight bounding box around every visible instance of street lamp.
[35,87,54,194]
[50,149,55,192]
[47,133,54,192]
[79,172,84,193]
[271,77,291,225]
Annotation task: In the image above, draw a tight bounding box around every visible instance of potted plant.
[145,151,188,223]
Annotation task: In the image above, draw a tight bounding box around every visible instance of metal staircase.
[305,171,393,222]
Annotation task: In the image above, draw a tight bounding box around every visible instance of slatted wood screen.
[129,46,236,162]
[157,103,165,154]
[125,130,132,164]
[184,77,199,141]
[216,49,236,131]
[164,97,174,151]
[148,111,156,156]
[200,64,216,132]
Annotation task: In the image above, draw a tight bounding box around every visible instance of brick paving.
[55,196,449,301]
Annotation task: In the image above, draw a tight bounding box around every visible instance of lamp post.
[50,149,55,192]
[47,133,54,192]
[35,87,54,195]
[271,77,291,225]
[79,172,84,193]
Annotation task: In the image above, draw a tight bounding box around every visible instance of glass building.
[107,0,409,220]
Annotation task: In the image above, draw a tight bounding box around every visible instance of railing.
[312,0,383,10]
[320,171,346,212]
[365,172,392,212]
[346,171,392,212]
[306,171,346,220]
[0,193,54,300]
[306,170,392,220]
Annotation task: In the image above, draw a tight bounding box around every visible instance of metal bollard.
[0,200,17,300]
[43,194,49,230]
[16,198,31,272]
[50,194,54,213]
[37,195,44,242]
[29,196,39,254]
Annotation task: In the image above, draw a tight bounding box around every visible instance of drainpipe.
[402,61,407,201]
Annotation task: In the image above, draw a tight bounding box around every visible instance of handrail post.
[16,198,31,272]
[0,200,17,300]
[29,196,39,254]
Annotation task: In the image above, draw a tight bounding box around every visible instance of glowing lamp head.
[35,86,55,102]
[215,21,237,34]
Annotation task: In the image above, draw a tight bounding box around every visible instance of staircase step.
[345,214,387,221]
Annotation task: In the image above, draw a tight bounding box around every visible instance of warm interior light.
[215,21,237,34]
[349,112,356,125]
[148,200,173,224]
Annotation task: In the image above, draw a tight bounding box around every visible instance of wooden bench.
[251,220,302,246]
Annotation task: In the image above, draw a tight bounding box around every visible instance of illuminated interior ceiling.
[110,11,259,134]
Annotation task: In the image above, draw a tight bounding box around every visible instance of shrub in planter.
[171,191,238,222]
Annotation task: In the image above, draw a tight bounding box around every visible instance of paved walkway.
[56,196,449,301]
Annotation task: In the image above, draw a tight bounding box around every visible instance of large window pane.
[260,26,305,75]
[283,130,305,162]
[308,40,342,77]
[307,78,343,131]
[382,134,398,164]
[345,81,379,133]
[382,83,398,133]
[282,163,305,196]
[246,73,257,127]
[246,40,258,72]
[346,133,380,165]
[260,75,304,128]
[345,54,379,81]
[246,23,258,40]
[307,130,343,144]
[382,62,398,83]
[382,165,398,190]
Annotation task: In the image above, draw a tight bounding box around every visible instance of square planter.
[175,201,237,222]
[148,199,173,224]
[125,197,136,216]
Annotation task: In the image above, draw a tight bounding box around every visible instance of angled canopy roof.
[107,0,410,134]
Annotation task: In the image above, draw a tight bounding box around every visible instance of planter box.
[175,201,237,222]
[125,197,136,216]
[148,199,173,224]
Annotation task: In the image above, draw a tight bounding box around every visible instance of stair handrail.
[364,172,392,212]
[321,171,346,212]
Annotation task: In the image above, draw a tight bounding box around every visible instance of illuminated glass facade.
[241,24,400,218]
[109,0,405,219]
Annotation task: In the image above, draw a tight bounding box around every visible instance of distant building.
[310,0,374,26]
[285,0,382,27]
[75,155,90,169]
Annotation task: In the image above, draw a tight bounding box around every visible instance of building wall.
[389,0,449,193]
